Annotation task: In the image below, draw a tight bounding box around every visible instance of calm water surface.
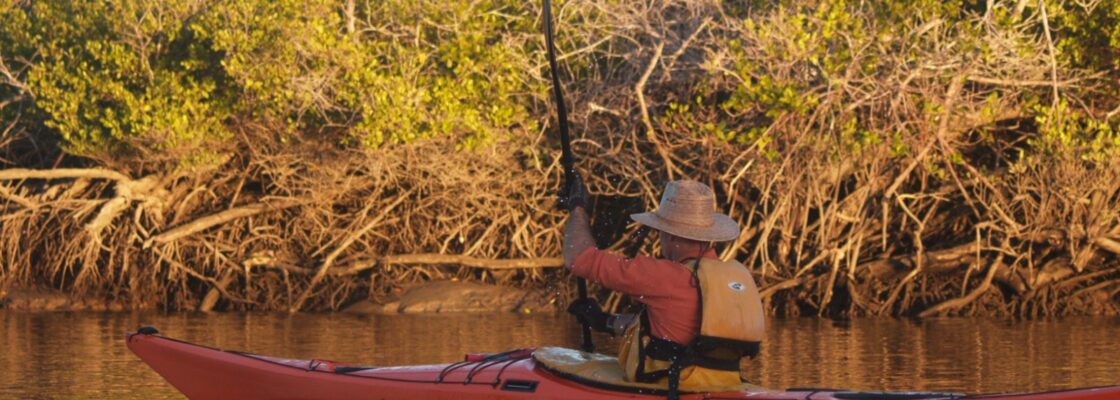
[1,311,1118,399]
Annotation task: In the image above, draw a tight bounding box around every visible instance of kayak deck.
[125,329,1120,400]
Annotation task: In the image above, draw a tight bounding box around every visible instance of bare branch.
[919,259,1002,317]
[290,188,414,312]
[144,200,302,247]
[0,168,131,182]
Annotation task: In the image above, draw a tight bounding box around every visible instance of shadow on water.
[1,311,1118,399]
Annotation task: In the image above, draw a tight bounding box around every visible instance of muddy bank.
[0,281,558,314]
[0,287,127,312]
[344,281,557,314]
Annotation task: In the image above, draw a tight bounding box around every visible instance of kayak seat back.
[532,347,761,395]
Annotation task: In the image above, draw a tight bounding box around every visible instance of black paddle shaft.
[543,0,593,354]
[543,0,574,173]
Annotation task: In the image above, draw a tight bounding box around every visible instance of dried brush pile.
[0,135,572,311]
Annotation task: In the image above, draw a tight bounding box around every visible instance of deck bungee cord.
[437,348,535,384]
[128,329,530,388]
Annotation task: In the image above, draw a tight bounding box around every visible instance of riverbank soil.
[0,287,126,311]
[343,280,557,314]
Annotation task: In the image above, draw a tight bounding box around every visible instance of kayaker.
[559,177,765,391]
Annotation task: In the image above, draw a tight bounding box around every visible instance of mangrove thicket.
[0,0,1118,316]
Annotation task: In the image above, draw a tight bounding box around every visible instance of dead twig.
[919,258,1002,317]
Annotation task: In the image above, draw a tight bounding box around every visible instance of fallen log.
[0,168,130,182]
[144,200,301,248]
[343,254,564,274]
[862,241,981,280]
[247,254,565,276]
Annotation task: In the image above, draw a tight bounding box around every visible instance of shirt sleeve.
[570,247,676,299]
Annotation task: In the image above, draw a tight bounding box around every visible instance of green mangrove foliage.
[0,0,1118,315]
[1,0,544,164]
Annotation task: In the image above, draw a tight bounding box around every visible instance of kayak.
[126,328,1120,400]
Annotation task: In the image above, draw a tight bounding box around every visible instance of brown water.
[1,311,1118,399]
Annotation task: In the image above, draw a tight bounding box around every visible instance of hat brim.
[630,212,740,242]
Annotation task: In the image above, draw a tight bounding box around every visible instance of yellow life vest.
[618,257,765,393]
[691,257,765,346]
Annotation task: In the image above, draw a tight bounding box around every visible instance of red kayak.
[126,328,1120,400]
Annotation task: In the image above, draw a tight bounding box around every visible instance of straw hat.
[630,180,740,242]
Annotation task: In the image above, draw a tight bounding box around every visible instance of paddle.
[542,0,594,354]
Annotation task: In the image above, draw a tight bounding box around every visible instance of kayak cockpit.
[532,346,764,395]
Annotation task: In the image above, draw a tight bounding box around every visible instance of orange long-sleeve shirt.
[570,247,717,345]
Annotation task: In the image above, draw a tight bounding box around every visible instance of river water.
[1,311,1118,399]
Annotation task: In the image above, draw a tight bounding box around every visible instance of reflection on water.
[747,318,1120,394]
[1,312,1117,399]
